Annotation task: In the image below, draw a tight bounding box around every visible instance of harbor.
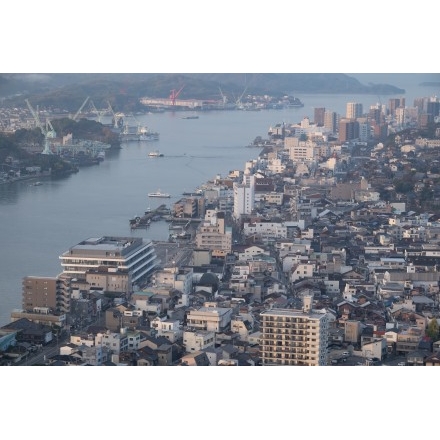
[129,204,171,229]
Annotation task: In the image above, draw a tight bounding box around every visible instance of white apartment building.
[290,263,315,282]
[266,158,286,175]
[186,306,233,332]
[152,317,183,343]
[152,266,193,295]
[95,330,129,355]
[260,307,329,366]
[183,329,215,352]
[233,181,254,219]
[243,221,287,240]
[285,137,319,163]
[237,245,269,261]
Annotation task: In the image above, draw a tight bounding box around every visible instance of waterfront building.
[59,236,159,287]
[22,276,59,311]
[260,297,329,366]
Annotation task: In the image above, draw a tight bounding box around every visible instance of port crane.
[72,96,90,121]
[218,87,228,107]
[169,85,184,106]
[25,99,57,155]
[107,100,124,128]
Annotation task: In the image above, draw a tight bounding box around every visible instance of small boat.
[148,150,164,157]
[148,189,170,198]
[181,115,199,119]
[31,181,43,186]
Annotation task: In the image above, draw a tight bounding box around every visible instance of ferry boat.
[148,150,164,157]
[148,189,170,198]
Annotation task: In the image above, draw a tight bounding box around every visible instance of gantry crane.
[72,96,90,121]
[88,100,108,123]
[107,100,124,128]
[169,85,184,106]
[25,99,57,155]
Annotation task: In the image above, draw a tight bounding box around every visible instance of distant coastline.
[420,82,440,87]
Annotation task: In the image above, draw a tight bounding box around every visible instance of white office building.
[59,236,159,286]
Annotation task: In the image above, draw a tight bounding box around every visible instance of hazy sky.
[3,3,437,74]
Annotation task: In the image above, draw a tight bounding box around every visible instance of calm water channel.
[1,81,438,326]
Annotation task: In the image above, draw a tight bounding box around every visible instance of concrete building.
[324,110,338,133]
[260,303,329,366]
[22,276,59,311]
[195,211,232,253]
[233,181,254,219]
[59,236,159,287]
[346,102,363,119]
[186,305,233,332]
[338,119,359,142]
[183,329,215,352]
[314,107,325,126]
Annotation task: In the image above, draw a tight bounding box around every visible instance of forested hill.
[0,73,405,112]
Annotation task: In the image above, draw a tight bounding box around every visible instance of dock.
[130,204,170,229]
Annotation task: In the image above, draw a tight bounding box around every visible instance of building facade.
[260,306,329,366]
[59,236,159,287]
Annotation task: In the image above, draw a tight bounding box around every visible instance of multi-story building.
[286,138,319,163]
[173,196,204,218]
[186,305,233,332]
[22,276,59,311]
[260,300,329,366]
[314,107,325,126]
[324,110,338,133]
[195,211,232,254]
[338,119,359,142]
[183,329,215,352]
[59,236,159,287]
[389,97,405,116]
[233,181,254,220]
[152,266,193,295]
[346,102,363,119]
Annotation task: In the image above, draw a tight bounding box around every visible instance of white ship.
[148,150,164,157]
[148,189,170,198]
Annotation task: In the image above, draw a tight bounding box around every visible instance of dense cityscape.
[1,88,440,367]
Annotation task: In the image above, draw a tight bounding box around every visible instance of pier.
[129,204,171,229]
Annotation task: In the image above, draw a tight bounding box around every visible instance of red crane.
[169,85,184,106]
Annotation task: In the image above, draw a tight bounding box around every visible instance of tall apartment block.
[338,118,359,142]
[324,110,338,133]
[260,298,329,366]
[314,107,325,126]
[388,98,405,116]
[346,102,363,119]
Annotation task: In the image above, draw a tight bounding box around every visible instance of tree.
[426,318,439,341]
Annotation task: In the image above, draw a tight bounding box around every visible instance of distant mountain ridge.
[0,73,405,111]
